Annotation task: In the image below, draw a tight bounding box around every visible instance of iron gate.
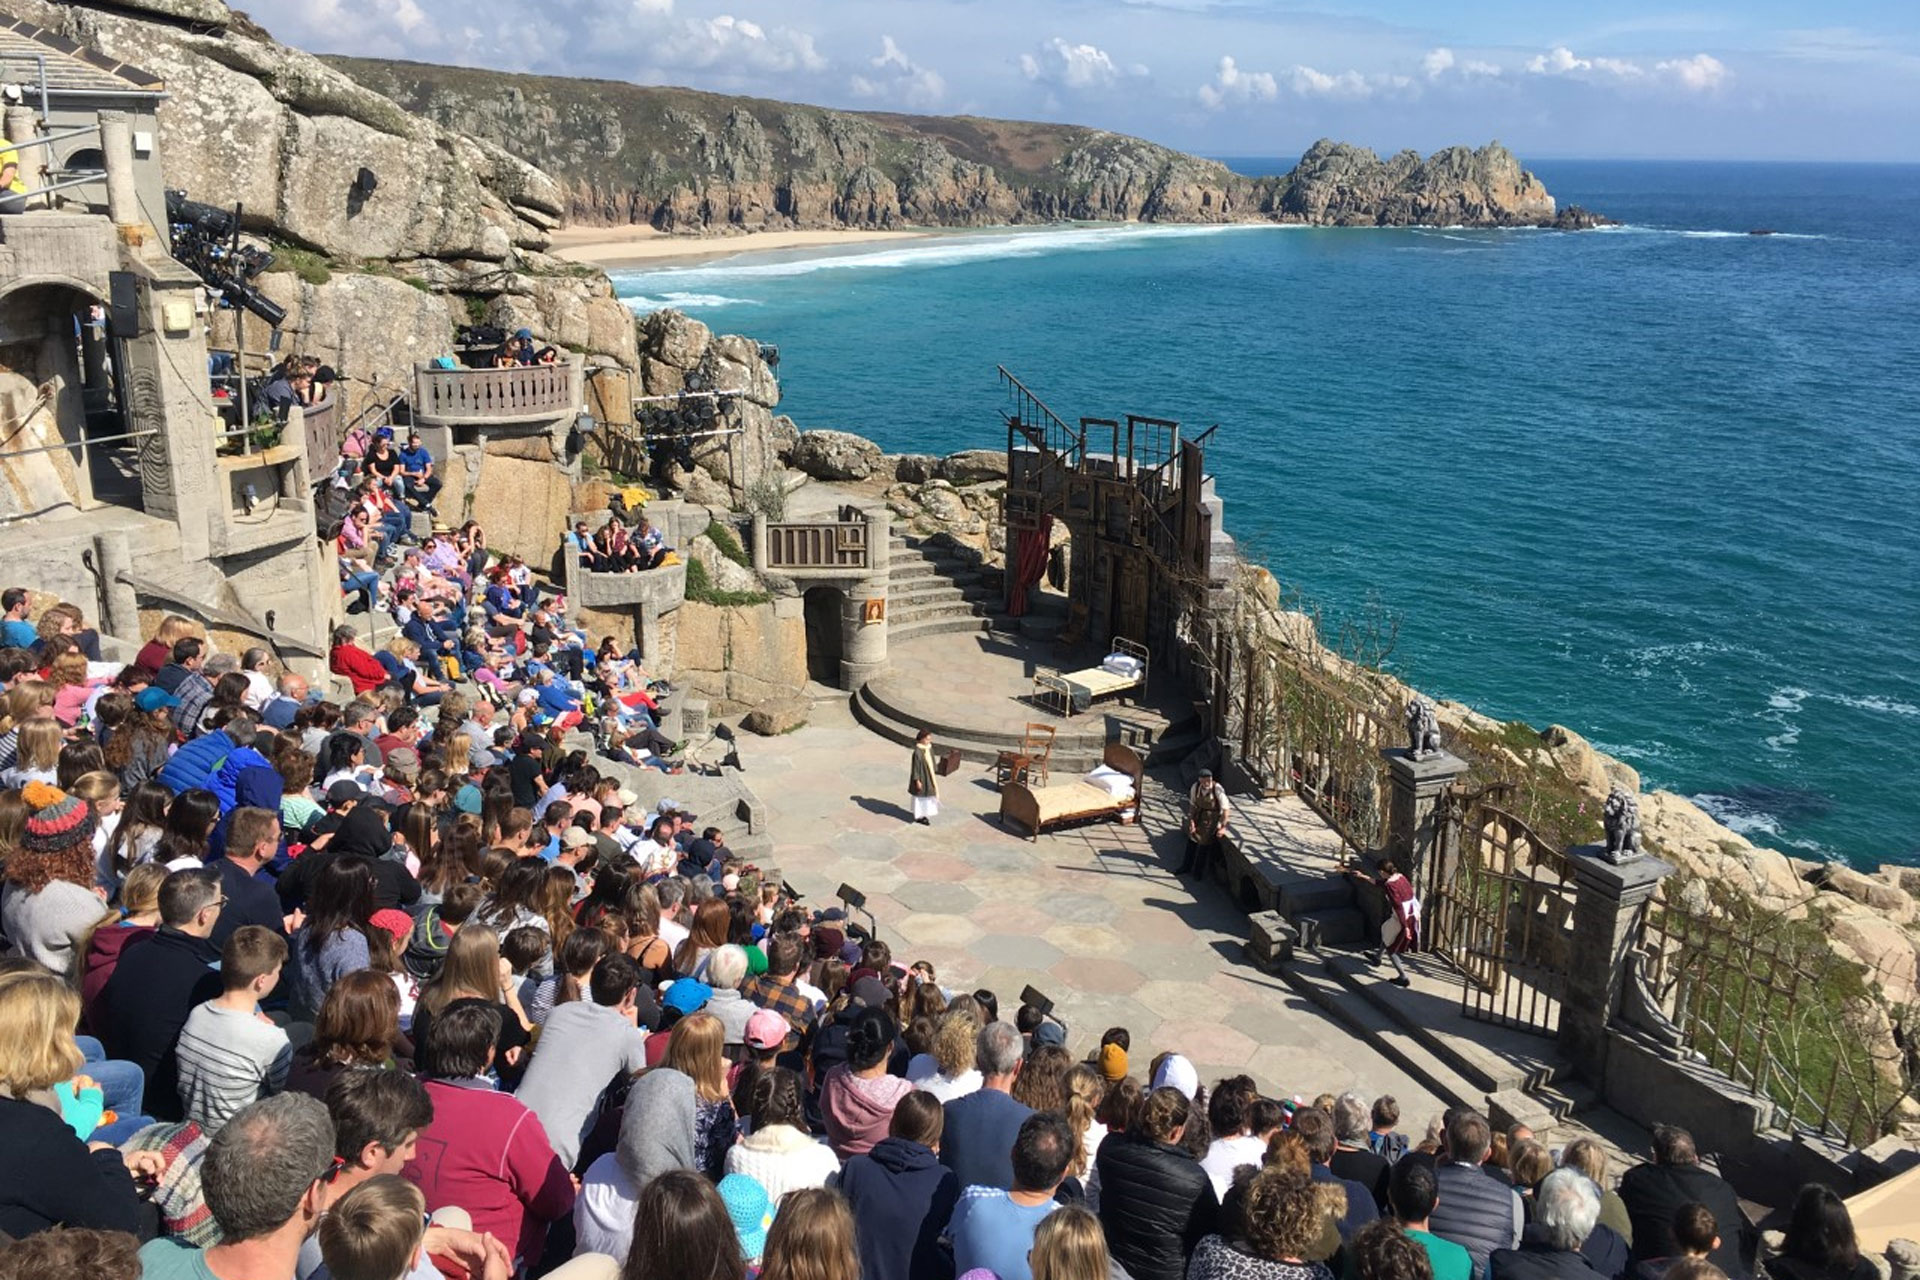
[1435,785,1576,1037]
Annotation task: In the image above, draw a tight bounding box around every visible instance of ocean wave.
[1690,792,1783,838]
[619,292,760,312]
[1594,225,1828,241]
[1828,692,1920,718]
[612,223,1291,286]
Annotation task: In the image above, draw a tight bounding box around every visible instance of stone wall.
[465,452,577,565]
[665,596,807,714]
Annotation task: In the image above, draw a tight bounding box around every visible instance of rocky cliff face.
[5,0,641,405]
[326,58,1576,232]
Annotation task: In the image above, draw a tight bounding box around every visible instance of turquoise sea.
[611,160,1920,869]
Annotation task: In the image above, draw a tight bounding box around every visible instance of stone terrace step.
[851,685,1110,773]
[1278,953,1485,1113]
[1317,950,1573,1097]
[886,615,995,645]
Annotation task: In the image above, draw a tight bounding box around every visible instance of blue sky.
[262,0,1920,161]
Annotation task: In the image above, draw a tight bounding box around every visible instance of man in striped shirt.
[176,925,293,1134]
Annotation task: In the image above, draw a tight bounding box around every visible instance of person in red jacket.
[405,1002,574,1270]
[329,625,389,696]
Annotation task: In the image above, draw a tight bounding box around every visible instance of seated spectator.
[565,520,603,573]
[259,363,313,417]
[260,672,311,731]
[98,866,226,1120]
[397,432,443,513]
[2,781,112,978]
[841,1090,960,1280]
[1431,1110,1525,1277]
[952,1111,1075,1280]
[331,626,392,697]
[820,1004,912,1159]
[760,1186,858,1280]
[1370,1095,1411,1164]
[287,855,387,1021]
[137,1093,335,1279]
[1392,1155,1475,1280]
[411,925,532,1079]
[1199,1075,1265,1201]
[1765,1185,1875,1280]
[633,514,671,570]
[0,969,147,1240]
[316,1175,428,1280]
[285,970,411,1101]
[741,933,818,1047]
[0,1225,143,1280]
[574,1063,698,1260]
[724,1067,841,1202]
[1353,1221,1441,1280]
[1618,1126,1752,1278]
[514,952,649,1172]
[364,432,407,502]
[0,717,60,789]
[1095,1086,1220,1280]
[82,861,165,1029]
[1634,1203,1720,1280]
[621,1169,746,1280]
[156,637,216,737]
[1491,1169,1611,1280]
[176,925,292,1133]
[942,1020,1035,1190]
[1188,1162,1336,1280]
[156,708,256,797]
[406,1001,574,1271]
[211,806,295,945]
[0,586,37,649]
[1333,1091,1394,1211]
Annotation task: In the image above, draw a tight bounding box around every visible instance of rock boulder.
[1638,791,1807,914]
[936,450,1008,484]
[742,695,809,736]
[790,430,882,482]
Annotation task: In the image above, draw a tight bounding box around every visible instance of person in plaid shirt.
[741,934,816,1047]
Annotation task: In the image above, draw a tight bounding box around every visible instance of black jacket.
[275,841,420,914]
[97,926,223,1121]
[1492,1229,1610,1280]
[0,1096,145,1239]
[1095,1133,1221,1280]
[838,1137,959,1280]
[210,856,287,947]
[1618,1161,1753,1277]
[1330,1145,1393,1211]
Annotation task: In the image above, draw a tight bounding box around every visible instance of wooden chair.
[995,723,1056,789]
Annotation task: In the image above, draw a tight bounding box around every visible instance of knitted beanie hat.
[1099,1042,1129,1082]
[21,782,96,857]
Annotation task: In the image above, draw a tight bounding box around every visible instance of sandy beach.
[548,224,928,267]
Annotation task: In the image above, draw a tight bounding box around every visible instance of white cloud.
[1196,55,1277,110]
[1527,45,1591,75]
[1461,59,1503,77]
[655,14,826,73]
[1424,46,1502,81]
[1019,37,1132,90]
[1421,47,1454,79]
[1656,52,1730,91]
[631,0,671,13]
[1289,65,1370,97]
[849,35,946,109]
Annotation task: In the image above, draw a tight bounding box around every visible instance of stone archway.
[0,280,118,518]
[803,585,846,685]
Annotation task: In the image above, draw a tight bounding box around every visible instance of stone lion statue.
[1405,698,1439,760]
[1602,785,1642,863]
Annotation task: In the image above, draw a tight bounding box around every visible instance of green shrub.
[704,520,749,567]
[266,245,331,286]
[684,557,769,607]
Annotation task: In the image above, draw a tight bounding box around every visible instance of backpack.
[403,908,453,980]
[1369,1130,1410,1164]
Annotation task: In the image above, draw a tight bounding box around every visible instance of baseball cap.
[561,827,595,850]
[615,788,639,808]
[744,1009,788,1051]
[850,976,891,1009]
[514,328,533,340]
[134,687,181,712]
[1151,1052,1200,1100]
[662,979,712,1016]
[384,746,420,780]
[1033,1021,1066,1049]
[326,779,363,805]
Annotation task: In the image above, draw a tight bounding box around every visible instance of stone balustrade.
[413,355,582,427]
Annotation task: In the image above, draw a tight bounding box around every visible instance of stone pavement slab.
[735,697,1449,1120]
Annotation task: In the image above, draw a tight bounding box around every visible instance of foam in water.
[1691,792,1784,837]
[618,292,759,311]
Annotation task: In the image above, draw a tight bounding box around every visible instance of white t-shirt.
[659,914,690,952]
[1200,1133,1269,1200]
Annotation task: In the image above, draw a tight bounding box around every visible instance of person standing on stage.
[1175,768,1229,880]
[908,731,940,827]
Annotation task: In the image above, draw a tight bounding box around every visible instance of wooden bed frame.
[1033,636,1149,717]
[999,742,1145,841]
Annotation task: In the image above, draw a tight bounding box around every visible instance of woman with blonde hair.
[1032,1205,1111,1280]
[914,1006,984,1102]
[133,614,197,677]
[2,718,63,789]
[666,1011,737,1179]
[1063,1064,1109,1184]
[0,970,151,1236]
[760,1187,859,1280]
[412,923,532,1076]
[622,881,677,987]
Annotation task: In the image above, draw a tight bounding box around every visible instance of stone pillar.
[2,107,36,201]
[1382,747,1468,885]
[92,531,140,643]
[750,513,769,574]
[839,576,887,690]
[1559,846,1673,1088]
[97,111,140,230]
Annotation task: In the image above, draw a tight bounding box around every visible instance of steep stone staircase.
[885,529,1000,644]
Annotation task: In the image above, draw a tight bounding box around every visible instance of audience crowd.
[0,591,1881,1280]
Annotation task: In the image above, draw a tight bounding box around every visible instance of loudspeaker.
[107,271,141,339]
